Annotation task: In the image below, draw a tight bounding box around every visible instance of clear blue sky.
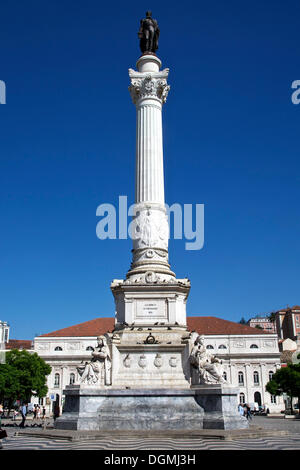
[1,0,299,339]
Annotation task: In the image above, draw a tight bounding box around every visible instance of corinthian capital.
[128,69,170,105]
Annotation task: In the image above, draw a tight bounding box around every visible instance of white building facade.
[200,333,282,411]
[33,317,283,414]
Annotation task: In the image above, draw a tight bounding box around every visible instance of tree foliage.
[266,364,300,413]
[0,349,51,407]
[267,311,276,323]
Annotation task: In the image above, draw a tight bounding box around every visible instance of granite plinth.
[55,385,248,431]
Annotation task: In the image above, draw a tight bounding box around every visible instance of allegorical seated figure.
[138,11,160,54]
[190,335,226,385]
[77,335,111,386]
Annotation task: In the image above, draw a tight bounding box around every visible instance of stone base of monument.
[55,385,248,431]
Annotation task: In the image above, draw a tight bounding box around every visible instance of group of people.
[19,404,46,428]
[238,403,253,420]
[32,404,46,421]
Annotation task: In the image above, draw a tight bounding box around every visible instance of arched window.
[238,371,244,385]
[223,371,227,381]
[54,373,60,387]
[218,344,227,349]
[239,393,245,404]
[254,391,262,406]
[54,346,63,351]
[86,346,94,351]
[206,345,214,350]
[253,371,259,385]
[69,373,75,385]
[269,371,274,381]
[250,344,258,349]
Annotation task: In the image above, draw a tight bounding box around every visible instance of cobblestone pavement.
[0,416,299,450]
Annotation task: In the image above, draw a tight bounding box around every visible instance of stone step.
[16,426,289,442]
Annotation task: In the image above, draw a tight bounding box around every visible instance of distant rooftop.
[38,315,272,338]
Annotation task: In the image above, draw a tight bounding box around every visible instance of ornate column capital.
[129,69,170,105]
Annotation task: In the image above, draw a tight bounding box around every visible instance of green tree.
[0,349,51,414]
[266,364,300,414]
[267,311,276,323]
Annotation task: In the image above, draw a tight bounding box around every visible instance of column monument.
[55,12,248,431]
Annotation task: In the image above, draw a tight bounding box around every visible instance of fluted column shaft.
[136,101,164,204]
[127,54,174,281]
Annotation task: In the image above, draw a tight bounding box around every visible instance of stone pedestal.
[55,386,248,431]
[111,278,190,327]
[109,325,191,389]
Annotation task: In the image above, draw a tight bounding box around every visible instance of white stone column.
[127,54,174,282]
[111,54,190,328]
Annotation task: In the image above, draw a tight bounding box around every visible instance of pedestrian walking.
[53,403,60,421]
[42,406,46,420]
[238,403,244,417]
[37,405,41,420]
[0,415,7,449]
[244,404,252,420]
[19,403,27,428]
[32,404,37,421]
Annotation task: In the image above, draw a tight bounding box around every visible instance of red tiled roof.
[187,316,271,335]
[39,317,115,338]
[39,315,272,338]
[5,339,33,350]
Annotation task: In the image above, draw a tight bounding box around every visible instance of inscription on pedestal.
[135,299,167,320]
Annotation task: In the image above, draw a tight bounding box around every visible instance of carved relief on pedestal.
[189,335,226,385]
[77,336,112,386]
[169,357,177,368]
[138,354,147,369]
[131,209,169,251]
[154,354,163,368]
[123,354,131,368]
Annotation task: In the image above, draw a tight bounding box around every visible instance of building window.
[238,371,244,385]
[218,344,227,349]
[69,373,75,385]
[271,395,276,404]
[38,397,44,406]
[4,329,9,343]
[296,316,300,328]
[54,346,63,351]
[253,371,259,385]
[239,393,245,404]
[269,371,274,381]
[54,373,60,388]
[86,346,94,351]
[223,371,227,381]
[250,344,258,349]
